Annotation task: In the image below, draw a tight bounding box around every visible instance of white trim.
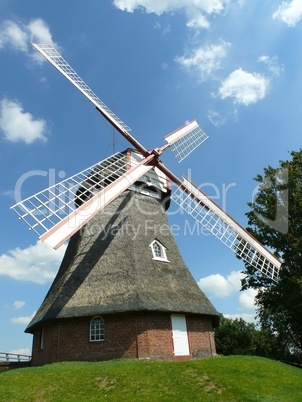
[164,120,198,145]
[89,316,105,342]
[149,240,170,262]
[171,314,190,356]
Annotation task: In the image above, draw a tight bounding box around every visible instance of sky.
[0,0,301,356]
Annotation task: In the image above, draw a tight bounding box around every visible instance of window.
[90,316,105,342]
[149,240,169,262]
[153,242,162,258]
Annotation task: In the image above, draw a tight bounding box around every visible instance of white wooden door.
[171,314,190,356]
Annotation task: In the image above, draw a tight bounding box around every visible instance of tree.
[242,150,302,362]
[214,315,284,359]
[215,316,255,355]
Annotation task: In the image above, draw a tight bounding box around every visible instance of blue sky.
[0,1,301,355]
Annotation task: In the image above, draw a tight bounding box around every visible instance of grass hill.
[0,355,301,401]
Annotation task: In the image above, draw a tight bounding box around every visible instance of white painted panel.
[171,314,190,356]
[165,120,198,144]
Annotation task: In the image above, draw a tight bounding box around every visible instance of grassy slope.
[0,356,301,402]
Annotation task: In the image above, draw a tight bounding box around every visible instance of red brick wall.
[30,312,216,366]
[187,315,216,358]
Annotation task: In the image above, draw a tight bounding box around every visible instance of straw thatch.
[26,179,219,333]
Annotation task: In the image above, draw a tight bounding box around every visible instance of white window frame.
[90,316,105,342]
[149,240,169,262]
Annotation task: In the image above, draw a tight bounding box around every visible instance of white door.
[171,314,190,356]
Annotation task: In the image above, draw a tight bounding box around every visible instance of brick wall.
[187,315,216,358]
[30,312,216,366]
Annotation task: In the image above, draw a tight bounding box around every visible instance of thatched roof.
[26,189,219,333]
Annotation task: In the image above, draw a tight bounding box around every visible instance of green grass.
[0,356,301,401]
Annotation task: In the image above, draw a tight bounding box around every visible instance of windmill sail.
[32,43,148,155]
[172,176,281,281]
[32,44,209,161]
[164,120,208,162]
[11,152,154,249]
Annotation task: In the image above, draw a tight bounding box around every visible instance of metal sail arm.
[171,176,281,282]
[95,106,148,156]
[32,43,149,156]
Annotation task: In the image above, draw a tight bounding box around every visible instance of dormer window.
[149,240,169,262]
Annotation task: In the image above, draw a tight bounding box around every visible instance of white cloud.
[0,20,28,51]
[176,40,231,81]
[113,0,228,29]
[0,18,57,63]
[224,313,256,323]
[0,241,66,285]
[9,348,31,356]
[154,22,171,35]
[186,11,210,29]
[198,270,244,297]
[207,110,228,127]
[258,55,284,76]
[0,98,47,144]
[28,18,54,43]
[239,288,258,310]
[13,300,26,310]
[273,0,302,27]
[27,19,57,64]
[199,270,258,323]
[11,312,35,325]
[113,0,226,15]
[218,68,269,105]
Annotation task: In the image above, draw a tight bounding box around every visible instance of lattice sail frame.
[164,120,209,163]
[32,44,131,133]
[11,153,128,236]
[172,177,281,281]
[11,152,154,249]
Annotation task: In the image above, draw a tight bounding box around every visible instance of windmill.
[11,44,281,365]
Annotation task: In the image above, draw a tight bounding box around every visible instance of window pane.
[90,317,105,341]
[153,242,162,257]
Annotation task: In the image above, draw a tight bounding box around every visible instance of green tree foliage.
[242,150,302,362]
[214,315,284,359]
[215,316,254,356]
